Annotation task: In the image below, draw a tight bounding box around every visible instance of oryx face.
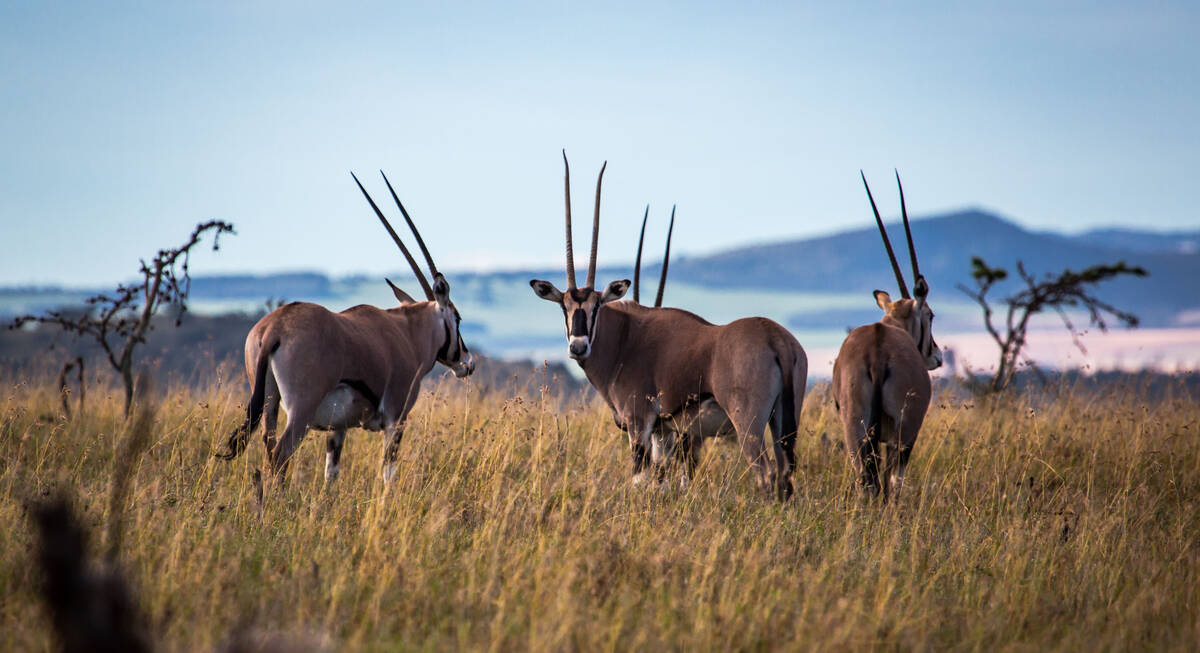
[529,279,630,360]
[875,277,942,370]
[431,275,474,377]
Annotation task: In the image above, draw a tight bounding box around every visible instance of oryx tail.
[216,339,278,461]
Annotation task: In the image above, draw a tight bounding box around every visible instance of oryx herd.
[217,155,942,502]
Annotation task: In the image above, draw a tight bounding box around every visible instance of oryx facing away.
[529,153,808,500]
[832,171,942,500]
[216,172,474,482]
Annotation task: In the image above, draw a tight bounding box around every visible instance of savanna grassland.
[2,369,1198,651]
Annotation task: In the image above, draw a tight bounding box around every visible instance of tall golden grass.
[2,371,1197,650]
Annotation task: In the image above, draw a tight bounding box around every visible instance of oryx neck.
[879,314,920,349]
[386,301,445,354]
[575,302,632,377]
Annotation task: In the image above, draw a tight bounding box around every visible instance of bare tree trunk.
[120,353,134,417]
[56,357,86,418]
[57,360,74,418]
[76,358,85,413]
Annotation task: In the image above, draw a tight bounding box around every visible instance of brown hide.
[236,300,452,476]
[581,301,808,499]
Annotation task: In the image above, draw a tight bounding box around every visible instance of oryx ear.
[432,273,450,306]
[386,278,417,305]
[913,276,930,301]
[874,290,892,311]
[529,279,563,303]
[601,279,631,303]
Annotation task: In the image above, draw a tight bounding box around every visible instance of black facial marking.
[436,318,455,361]
[570,309,588,337]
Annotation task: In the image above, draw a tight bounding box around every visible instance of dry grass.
[2,372,1198,651]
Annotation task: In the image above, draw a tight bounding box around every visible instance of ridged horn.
[655,205,675,308]
[895,169,920,281]
[563,150,577,290]
[380,171,439,278]
[861,170,910,299]
[351,172,434,300]
[633,204,648,303]
[585,162,606,288]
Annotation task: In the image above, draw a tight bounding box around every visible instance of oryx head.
[530,152,630,361]
[862,170,942,371]
[353,171,475,378]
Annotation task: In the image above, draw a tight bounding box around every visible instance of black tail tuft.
[215,341,276,461]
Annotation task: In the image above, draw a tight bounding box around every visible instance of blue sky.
[2,1,1198,286]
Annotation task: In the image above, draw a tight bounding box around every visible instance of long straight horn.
[351,171,434,300]
[380,171,439,278]
[585,161,606,289]
[861,170,910,299]
[895,169,920,280]
[655,204,675,308]
[563,150,577,289]
[634,204,648,303]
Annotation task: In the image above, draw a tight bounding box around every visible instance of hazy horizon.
[3,2,1199,286]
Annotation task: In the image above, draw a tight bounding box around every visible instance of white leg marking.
[383,463,398,484]
[325,452,339,482]
[651,434,666,466]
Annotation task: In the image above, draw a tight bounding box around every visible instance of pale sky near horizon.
[2,2,1198,287]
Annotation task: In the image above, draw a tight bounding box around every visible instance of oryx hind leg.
[767,397,793,501]
[261,370,281,465]
[325,429,347,483]
[883,394,927,501]
[269,403,315,480]
[726,397,779,499]
[381,421,406,484]
[839,397,882,498]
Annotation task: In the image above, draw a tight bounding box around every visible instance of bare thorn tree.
[956,257,1147,393]
[9,220,235,415]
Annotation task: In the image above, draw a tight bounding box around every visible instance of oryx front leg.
[325,429,346,483]
[628,418,654,487]
[381,421,406,484]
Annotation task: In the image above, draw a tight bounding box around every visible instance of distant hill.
[2,210,1196,334]
[644,210,1199,327]
[1073,228,1200,255]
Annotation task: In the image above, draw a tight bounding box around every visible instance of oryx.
[627,204,737,472]
[832,171,942,500]
[529,153,808,500]
[216,171,475,483]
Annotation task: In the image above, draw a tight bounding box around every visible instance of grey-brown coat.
[216,172,473,482]
[832,171,941,499]
[530,153,807,500]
